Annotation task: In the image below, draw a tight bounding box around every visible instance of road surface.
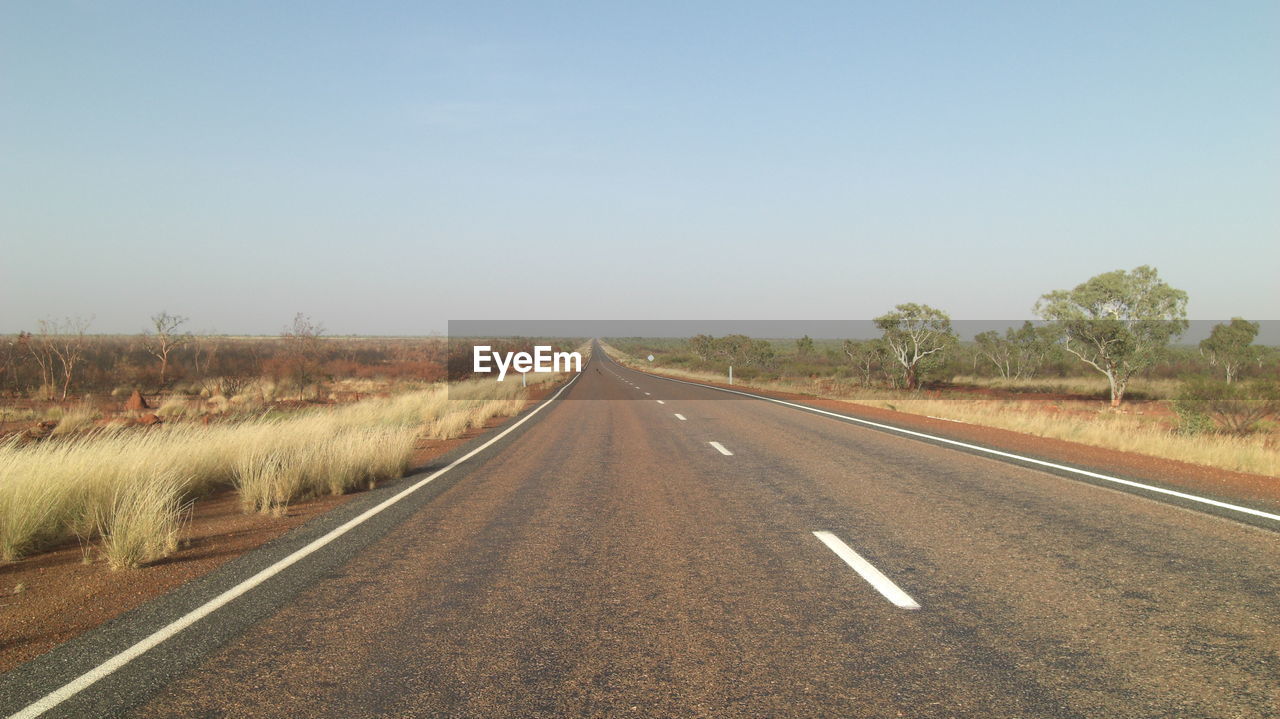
[3,344,1278,718]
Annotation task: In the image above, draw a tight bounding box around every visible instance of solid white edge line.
[709,441,733,456]
[813,531,920,610]
[11,374,582,719]
[632,370,1280,525]
[674,413,687,420]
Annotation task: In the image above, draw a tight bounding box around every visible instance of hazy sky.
[2,1,1277,335]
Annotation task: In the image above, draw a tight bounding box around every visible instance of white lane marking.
[655,400,665,405]
[674,413,687,420]
[926,415,966,424]
[813,531,920,610]
[644,392,651,396]
[11,376,582,719]
[633,372,1280,525]
[709,441,733,455]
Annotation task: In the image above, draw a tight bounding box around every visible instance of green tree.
[688,334,715,361]
[874,303,956,390]
[973,321,1056,379]
[1035,265,1188,407]
[795,335,815,357]
[1199,317,1259,383]
[714,334,751,365]
[842,338,887,386]
[744,339,775,367]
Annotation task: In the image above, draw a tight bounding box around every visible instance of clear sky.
[2,1,1277,335]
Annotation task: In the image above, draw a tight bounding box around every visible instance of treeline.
[663,332,1273,387]
[666,267,1276,408]
[0,313,449,400]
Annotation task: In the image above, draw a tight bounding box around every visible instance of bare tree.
[143,312,191,387]
[1,334,25,396]
[191,331,219,378]
[282,313,326,388]
[40,316,93,400]
[26,327,57,399]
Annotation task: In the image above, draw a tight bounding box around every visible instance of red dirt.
[0,387,555,674]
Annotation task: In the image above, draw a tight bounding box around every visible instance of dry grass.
[94,471,189,569]
[0,378,541,565]
[948,374,1183,400]
[602,344,1279,477]
[49,404,100,437]
[857,397,1278,477]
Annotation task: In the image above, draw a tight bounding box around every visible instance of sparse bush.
[1171,399,1215,436]
[156,397,195,420]
[233,449,306,515]
[95,471,188,569]
[0,378,538,561]
[50,404,99,436]
[1177,377,1280,435]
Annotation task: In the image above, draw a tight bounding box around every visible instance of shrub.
[50,404,99,436]
[1176,377,1280,435]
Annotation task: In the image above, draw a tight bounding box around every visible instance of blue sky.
[2,1,1276,334]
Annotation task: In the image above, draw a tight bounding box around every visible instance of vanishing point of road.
[3,343,1277,718]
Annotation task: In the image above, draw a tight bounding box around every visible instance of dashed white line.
[630,370,1280,526]
[709,441,733,455]
[655,400,665,405]
[812,531,920,610]
[644,392,650,396]
[674,413,687,420]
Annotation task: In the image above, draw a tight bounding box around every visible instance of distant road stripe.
[813,531,920,610]
[674,413,687,420]
[9,374,582,719]
[656,400,665,405]
[630,368,1280,526]
[709,441,733,455]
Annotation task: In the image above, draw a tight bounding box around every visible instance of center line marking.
[644,392,650,396]
[674,413,686,420]
[812,531,920,610]
[655,400,665,404]
[709,441,733,455]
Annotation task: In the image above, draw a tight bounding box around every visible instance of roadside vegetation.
[0,379,540,568]
[601,266,1279,478]
[1,311,580,570]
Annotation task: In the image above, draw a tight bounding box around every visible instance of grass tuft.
[0,378,544,563]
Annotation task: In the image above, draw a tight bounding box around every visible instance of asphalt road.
[4,345,1278,718]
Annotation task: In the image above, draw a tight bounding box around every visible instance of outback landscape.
[2,288,1277,711]
[3,3,1277,714]
[3,266,1274,576]
[0,317,581,671]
